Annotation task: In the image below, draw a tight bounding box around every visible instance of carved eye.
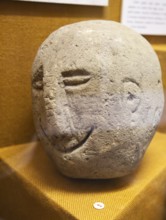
[32,65,43,90]
[61,69,91,88]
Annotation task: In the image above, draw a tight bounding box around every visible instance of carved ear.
[32,65,44,90]
[123,78,141,113]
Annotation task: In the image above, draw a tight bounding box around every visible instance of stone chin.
[39,125,150,179]
[51,141,143,179]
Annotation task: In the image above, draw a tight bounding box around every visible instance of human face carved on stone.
[32,20,164,179]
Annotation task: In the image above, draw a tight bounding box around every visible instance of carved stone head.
[32,20,164,179]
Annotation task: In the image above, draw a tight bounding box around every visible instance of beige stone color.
[32,20,164,179]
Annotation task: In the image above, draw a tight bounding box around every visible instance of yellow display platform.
[0,132,166,220]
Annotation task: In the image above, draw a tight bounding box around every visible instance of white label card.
[15,0,109,6]
[121,0,166,35]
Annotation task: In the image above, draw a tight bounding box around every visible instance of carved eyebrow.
[61,69,91,87]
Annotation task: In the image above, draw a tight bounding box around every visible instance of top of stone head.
[33,20,161,85]
[32,20,164,179]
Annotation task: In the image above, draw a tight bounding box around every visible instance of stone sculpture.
[32,20,164,179]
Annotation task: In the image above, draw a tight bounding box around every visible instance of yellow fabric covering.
[0,132,166,220]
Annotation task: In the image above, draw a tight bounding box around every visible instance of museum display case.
[0,0,166,219]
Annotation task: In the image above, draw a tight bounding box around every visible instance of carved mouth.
[63,126,94,153]
[40,123,94,153]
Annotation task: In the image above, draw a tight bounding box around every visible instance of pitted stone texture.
[32,20,164,179]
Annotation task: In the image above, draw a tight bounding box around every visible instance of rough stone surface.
[32,20,164,179]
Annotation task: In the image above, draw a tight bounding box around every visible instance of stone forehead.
[37,20,156,63]
[42,20,149,48]
[33,20,160,83]
[48,20,142,39]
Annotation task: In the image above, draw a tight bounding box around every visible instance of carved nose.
[44,91,75,138]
